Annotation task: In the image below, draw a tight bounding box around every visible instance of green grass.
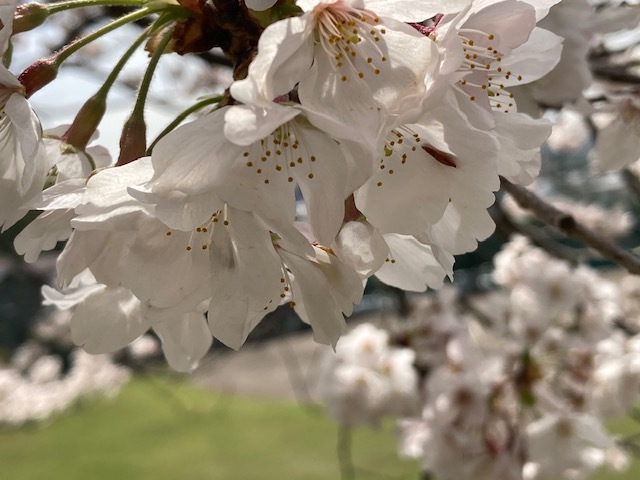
[1,376,639,480]
[592,415,640,480]
[0,376,417,480]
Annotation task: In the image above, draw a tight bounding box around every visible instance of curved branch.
[490,198,581,266]
[500,177,640,275]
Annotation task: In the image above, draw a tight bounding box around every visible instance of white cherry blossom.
[231,0,446,150]
[44,269,212,372]
[592,96,640,171]
[424,1,560,186]
[525,413,618,480]
[148,105,368,245]
[331,218,452,291]
[13,129,112,262]
[315,323,419,426]
[0,0,49,230]
[355,91,499,242]
[435,0,563,121]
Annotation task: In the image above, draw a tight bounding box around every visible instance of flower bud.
[18,56,58,97]
[61,93,107,151]
[117,114,147,166]
[13,3,50,34]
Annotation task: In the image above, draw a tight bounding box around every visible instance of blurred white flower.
[526,413,618,480]
[28,355,62,384]
[315,323,419,427]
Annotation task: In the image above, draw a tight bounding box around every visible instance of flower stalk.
[146,95,224,154]
[61,27,152,151]
[18,6,159,97]
[117,25,174,165]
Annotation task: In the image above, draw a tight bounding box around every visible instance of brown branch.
[590,60,640,85]
[490,199,581,266]
[500,177,640,275]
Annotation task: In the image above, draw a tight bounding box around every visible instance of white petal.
[375,234,447,291]
[0,93,49,229]
[494,112,550,184]
[14,209,74,263]
[151,109,244,195]
[364,0,470,22]
[153,312,212,372]
[70,286,151,354]
[224,104,301,146]
[355,134,452,236]
[498,27,563,86]
[56,230,110,286]
[0,0,16,54]
[332,221,388,278]
[42,270,104,310]
[279,247,363,346]
[292,121,348,244]
[230,15,314,105]
[463,1,537,51]
[130,186,223,232]
[207,208,283,349]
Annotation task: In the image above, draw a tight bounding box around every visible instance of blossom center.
[312,2,388,83]
[375,127,422,187]
[456,29,522,113]
[241,122,317,185]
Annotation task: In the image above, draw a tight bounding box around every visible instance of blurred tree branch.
[500,177,640,274]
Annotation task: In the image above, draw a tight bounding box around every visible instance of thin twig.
[338,426,355,480]
[277,339,318,408]
[500,177,640,275]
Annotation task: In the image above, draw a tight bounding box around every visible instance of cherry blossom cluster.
[314,323,419,427]
[391,236,640,480]
[0,309,130,426]
[1,0,568,369]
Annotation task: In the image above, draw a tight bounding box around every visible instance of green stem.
[337,426,355,480]
[98,28,149,95]
[46,0,146,15]
[53,6,158,68]
[61,22,160,150]
[116,25,174,165]
[131,25,175,117]
[97,15,173,96]
[147,96,223,154]
[83,151,97,171]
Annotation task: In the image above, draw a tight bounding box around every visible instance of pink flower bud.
[117,114,147,166]
[61,93,107,151]
[18,56,58,97]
